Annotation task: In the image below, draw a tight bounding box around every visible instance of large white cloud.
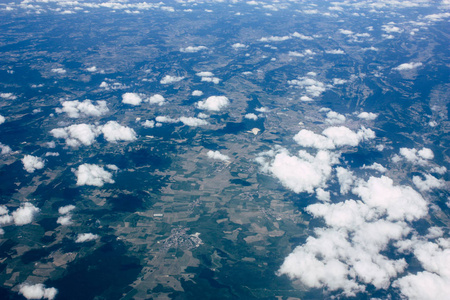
[100,121,137,142]
[397,147,434,165]
[196,96,230,111]
[122,93,142,105]
[56,100,109,118]
[256,148,338,194]
[74,164,115,187]
[50,124,100,147]
[293,126,375,150]
[12,202,40,225]
[19,283,57,300]
[22,155,45,173]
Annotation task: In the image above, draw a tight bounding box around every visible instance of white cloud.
[179,117,209,127]
[86,66,97,72]
[146,94,166,106]
[56,100,109,118]
[398,147,434,165]
[244,113,258,120]
[0,142,12,155]
[291,32,314,40]
[361,162,387,173]
[293,129,335,150]
[206,150,230,162]
[122,93,142,105]
[0,93,17,100]
[160,75,185,84]
[288,77,326,98]
[357,112,378,120]
[19,283,57,300]
[155,116,178,123]
[413,174,445,191]
[22,155,45,173]
[74,164,115,187]
[143,120,155,128]
[339,29,354,35]
[232,43,247,49]
[325,49,345,54]
[393,62,423,71]
[57,215,73,226]
[12,203,40,225]
[382,24,404,33]
[100,121,137,143]
[0,115,5,124]
[257,148,338,194]
[51,68,66,74]
[196,71,214,77]
[58,205,75,215]
[259,35,291,42]
[196,96,230,111]
[326,111,346,124]
[180,46,207,53]
[192,90,203,96]
[75,233,99,243]
[332,78,347,85]
[316,188,330,202]
[336,167,355,195]
[50,124,100,147]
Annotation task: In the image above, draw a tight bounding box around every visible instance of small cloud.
[22,155,45,173]
[160,75,185,85]
[259,35,291,42]
[232,43,247,49]
[180,46,207,53]
[357,112,378,120]
[75,233,99,243]
[361,162,387,173]
[50,123,100,147]
[196,96,230,111]
[86,66,97,72]
[12,203,40,225]
[0,142,12,155]
[245,113,258,120]
[412,173,445,191]
[100,121,137,143]
[51,68,66,74]
[74,164,115,187]
[192,90,203,96]
[179,117,209,127]
[207,150,230,162]
[18,283,57,300]
[0,115,5,124]
[325,49,345,54]
[0,93,17,100]
[146,94,166,106]
[393,62,423,71]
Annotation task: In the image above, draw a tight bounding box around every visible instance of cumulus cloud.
[57,204,75,226]
[122,93,142,105]
[155,116,178,123]
[12,203,40,225]
[179,117,209,127]
[0,115,5,124]
[244,113,258,120]
[180,46,207,53]
[357,112,378,120]
[206,150,230,162]
[75,233,99,243]
[74,164,115,187]
[361,162,387,173]
[288,77,326,98]
[0,92,17,100]
[259,35,291,42]
[412,174,445,192]
[232,43,247,49]
[100,121,137,142]
[291,32,314,40]
[0,142,12,155]
[191,90,203,96]
[51,68,66,74]
[196,96,230,111]
[256,148,338,194]
[58,205,75,215]
[325,111,346,124]
[278,174,428,296]
[336,167,355,195]
[22,155,45,173]
[393,62,423,71]
[294,127,375,150]
[51,124,100,147]
[398,147,434,165]
[19,283,57,300]
[143,120,155,128]
[146,94,166,106]
[160,75,185,84]
[325,49,345,54]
